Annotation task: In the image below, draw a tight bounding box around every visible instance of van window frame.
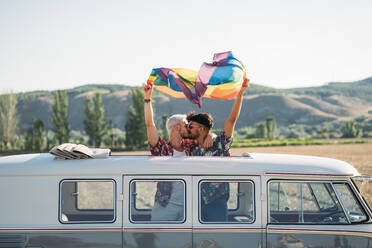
[333,181,370,223]
[59,178,117,224]
[129,178,187,224]
[226,181,240,211]
[198,179,256,224]
[267,179,370,225]
[351,176,372,213]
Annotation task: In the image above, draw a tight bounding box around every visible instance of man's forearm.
[224,91,244,138]
[144,100,155,127]
[144,100,159,146]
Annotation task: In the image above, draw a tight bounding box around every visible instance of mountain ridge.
[8,76,372,133]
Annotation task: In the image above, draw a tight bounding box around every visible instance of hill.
[286,77,372,103]
[11,77,372,133]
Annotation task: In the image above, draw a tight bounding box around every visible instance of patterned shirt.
[200,182,230,205]
[192,131,232,205]
[150,137,195,156]
[191,131,232,156]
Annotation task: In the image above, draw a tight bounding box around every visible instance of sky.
[0,0,371,93]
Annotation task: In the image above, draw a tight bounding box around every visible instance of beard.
[185,131,199,139]
[181,129,198,139]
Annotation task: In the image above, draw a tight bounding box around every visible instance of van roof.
[0,153,359,177]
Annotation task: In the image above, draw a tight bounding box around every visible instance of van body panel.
[0,153,360,177]
[123,229,191,248]
[0,153,370,248]
[26,231,122,248]
[0,233,27,247]
[0,176,60,227]
[267,226,371,248]
[193,229,263,248]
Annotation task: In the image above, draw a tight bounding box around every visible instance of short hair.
[186,112,214,130]
[166,114,187,136]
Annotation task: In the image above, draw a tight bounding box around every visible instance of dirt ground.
[115,143,372,206]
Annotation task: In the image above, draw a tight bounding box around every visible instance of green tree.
[315,123,330,139]
[24,118,45,152]
[265,116,277,140]
[106,120,115,148]
[83,96,95,145]
[255,121,267,139]
[83,93,107,147]
[125,88,146,150]
[51,90,69,143]
[33,118,45,151]
[355,115,367,123]
[0,93,18,150]
[343,120,361,138]
[25,128,33,151]
[46,130,58,150]
[280,124,307,139]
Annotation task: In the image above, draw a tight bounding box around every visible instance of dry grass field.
[115,143,372,207]
[114,143,372,173]
[230,143,372,173]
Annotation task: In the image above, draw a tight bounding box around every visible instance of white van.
[0,153,371,248]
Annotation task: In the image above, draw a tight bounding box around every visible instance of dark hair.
[186,112,214,130]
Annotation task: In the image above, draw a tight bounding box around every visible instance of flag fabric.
[146,51,246,107]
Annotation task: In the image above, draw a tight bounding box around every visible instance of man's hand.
[143,85,153,99]
[240,77,250,94]
[202,132,216,149]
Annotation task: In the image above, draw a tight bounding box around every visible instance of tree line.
[0,88,150,153]
[0,89,371,153]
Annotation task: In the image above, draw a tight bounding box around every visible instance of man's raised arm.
[223,78,250,139]
[143,85,160,146]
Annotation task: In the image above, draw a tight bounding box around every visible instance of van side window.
[59,179,116,223]
[334,183,368,223]
[130,179,186,223]
[199,181,255,223]
[269,181,350,224]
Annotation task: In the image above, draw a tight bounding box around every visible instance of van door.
[192,176,263,248]
[266,180,372,248]
[123,175,192,248]
[52,177,123,248]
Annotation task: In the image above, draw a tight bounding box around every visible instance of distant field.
[230,143,372,174]
[232,143,372,207]
[114,143,372,206]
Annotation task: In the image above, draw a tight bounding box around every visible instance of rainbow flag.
[146,51,246,107]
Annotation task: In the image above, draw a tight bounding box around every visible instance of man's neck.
[196,133,207,148]
[170,133,184,152]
